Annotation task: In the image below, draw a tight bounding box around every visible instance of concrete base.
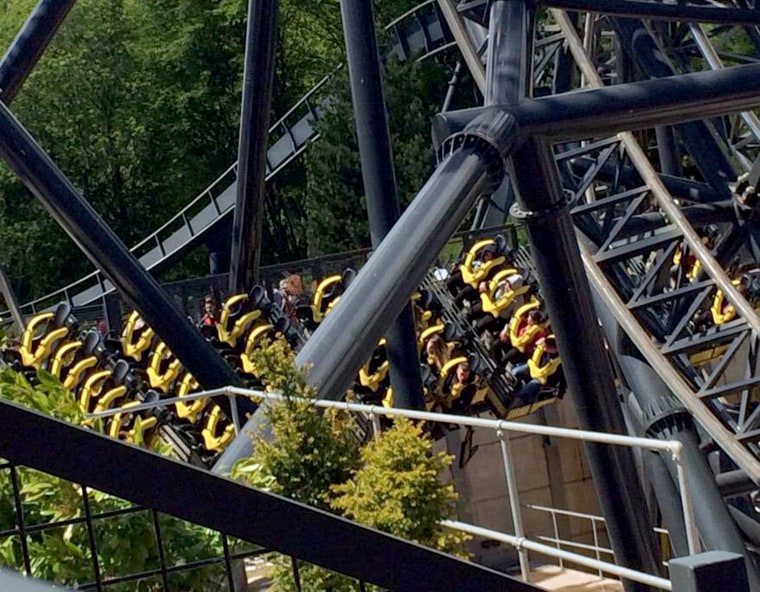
[528,565,623,592]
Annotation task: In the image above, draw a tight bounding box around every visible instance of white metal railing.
[88,385,689,590]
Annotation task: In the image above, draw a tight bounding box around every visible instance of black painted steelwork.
[509,136,662,587]
[536,0,760,24]
[610,19,735,199]
[294,110,514,396]
[229,0,280,294]
[0,0,77,103]
[339,0,424,409]
[0,103,247,399]
[0,399,537,592]
[485,0,532,107]
[433,62,760,142]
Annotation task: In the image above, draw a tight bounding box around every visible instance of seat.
[121,310,155,362]
[146,341,183,393]
[201,405,235,453]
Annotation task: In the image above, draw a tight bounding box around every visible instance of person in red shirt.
[200,295,218,327]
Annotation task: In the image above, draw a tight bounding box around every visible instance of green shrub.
[332,418,469,556]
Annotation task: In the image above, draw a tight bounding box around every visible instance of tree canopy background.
[0,0,475,302]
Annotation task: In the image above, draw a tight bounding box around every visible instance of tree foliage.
[331,417,469,556]
[231,339,361,510]
[0,0,464,301]
[302,56,454,256]
[231,342,468,591]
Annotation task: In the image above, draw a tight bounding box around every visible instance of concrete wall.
[440,400,611,572]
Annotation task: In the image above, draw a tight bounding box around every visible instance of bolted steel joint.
[439,108,518,195]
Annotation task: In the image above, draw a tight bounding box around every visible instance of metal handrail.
[87,385,695,588]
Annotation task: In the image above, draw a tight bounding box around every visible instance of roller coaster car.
[480,269,531,318]
[484,383,563,420]
[121,311,155,363]
[217,293,263,348]
[146,341,183,393]
[311,274,343,323]
[18,303,77,370]
[460,239,507,288]
[200,404,235,453]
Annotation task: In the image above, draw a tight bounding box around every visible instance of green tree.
[331,417,469,556]
[230,343,468,591]
[302,56,455,256]
[231,339,361,510]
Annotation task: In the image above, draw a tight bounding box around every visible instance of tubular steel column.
[229,0,279,294]
[295,111,514,397]
[0,0,77,104]
[340,0,424,409]
[0,103,250,404]
[509,136,662,589]
[477,0,533,228]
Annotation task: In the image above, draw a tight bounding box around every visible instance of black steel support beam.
[509,136,662,588]
[229,0,279,293]
[340,0,424,409]
[542,0,760,24]
[293,110,513,397]
[611,19,735,199]
[485,0,532,107]
[0,0,77,104]
[0,102,248,401]
[432,62,760,143]
[0,400,535,592]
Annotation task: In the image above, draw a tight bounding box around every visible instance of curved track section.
[543,10,760,482]
[15,0,454,315]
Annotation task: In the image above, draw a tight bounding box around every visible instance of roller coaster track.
[535,9,760,483]
[13,0,760,487]
[15,0,456,315]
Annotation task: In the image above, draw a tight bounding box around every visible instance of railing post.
[550,509,563,569]
[497,427,530,581]
[370,410,382,441]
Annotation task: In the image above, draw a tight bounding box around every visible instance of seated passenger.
[284,273,309,312]
[425,334,451,377]
[496,307,547,366]
[510,336,564,407]
[199,295,218,327]
[443,360,477,414]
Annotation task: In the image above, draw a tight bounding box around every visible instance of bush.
[231,342,469,591]
[332,418,469,556]
[0,368,226,590]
